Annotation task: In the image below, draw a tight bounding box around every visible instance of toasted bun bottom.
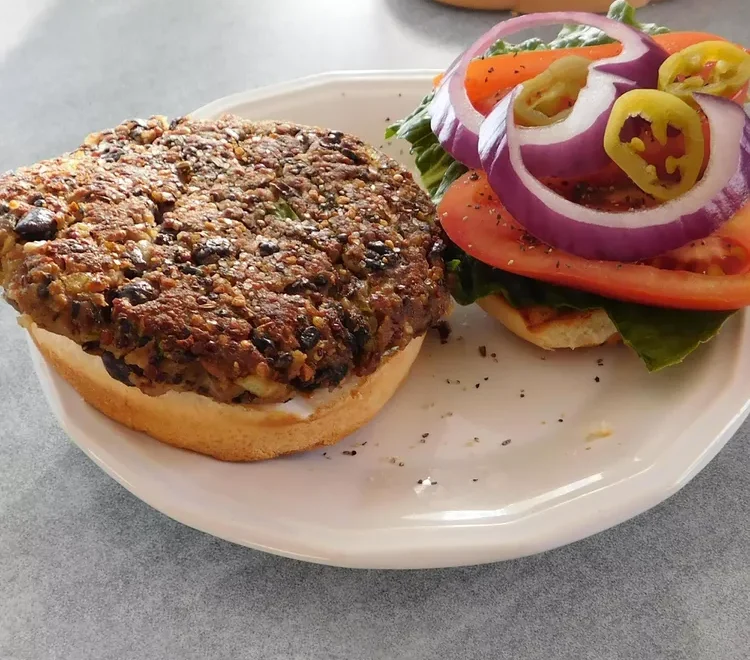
[29,324,423,462]
[477,294,620,350]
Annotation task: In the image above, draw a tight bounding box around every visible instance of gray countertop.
[2,0,750,658]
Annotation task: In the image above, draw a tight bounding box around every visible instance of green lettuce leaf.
[446,246,734,372]
[385,94,469,203]
[488,0,669,56]
[385,0,669,203]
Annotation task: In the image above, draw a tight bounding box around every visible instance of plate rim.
[191,68,441,120]
[30,70,750,569]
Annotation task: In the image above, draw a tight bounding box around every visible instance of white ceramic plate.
[29,71,750,569]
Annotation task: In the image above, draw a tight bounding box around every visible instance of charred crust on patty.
[0,115,449,403]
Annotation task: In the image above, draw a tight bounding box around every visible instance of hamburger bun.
[477,294,620,350]
[29,322,424,462]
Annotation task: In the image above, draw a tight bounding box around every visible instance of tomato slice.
[604,90,705,201]
[439,171,750,311]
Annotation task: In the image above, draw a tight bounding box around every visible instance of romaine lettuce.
[446,245,733,371]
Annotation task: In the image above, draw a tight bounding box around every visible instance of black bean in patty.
[14,208,57,241]
[118,280,156,305]
[298,326,321,351]
[192,237,232,265]
[251,331,276,355]
[101,352,134,387]
[258,240,280,256]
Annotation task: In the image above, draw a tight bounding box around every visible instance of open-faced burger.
[388,0,750,371]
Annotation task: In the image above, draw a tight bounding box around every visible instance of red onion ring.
[479,90,750,262]
[429,12,669,170]
[517,72,637,178]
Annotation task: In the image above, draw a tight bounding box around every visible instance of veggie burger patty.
[0,115,449,404]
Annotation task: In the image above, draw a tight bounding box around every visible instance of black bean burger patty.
[0,115,449,404]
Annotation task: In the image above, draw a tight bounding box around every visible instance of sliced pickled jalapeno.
[604,89,705,201]
[514,55,591,127]
[658,41,750,104]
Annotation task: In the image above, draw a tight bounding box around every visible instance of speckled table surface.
[2,0,750,658]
